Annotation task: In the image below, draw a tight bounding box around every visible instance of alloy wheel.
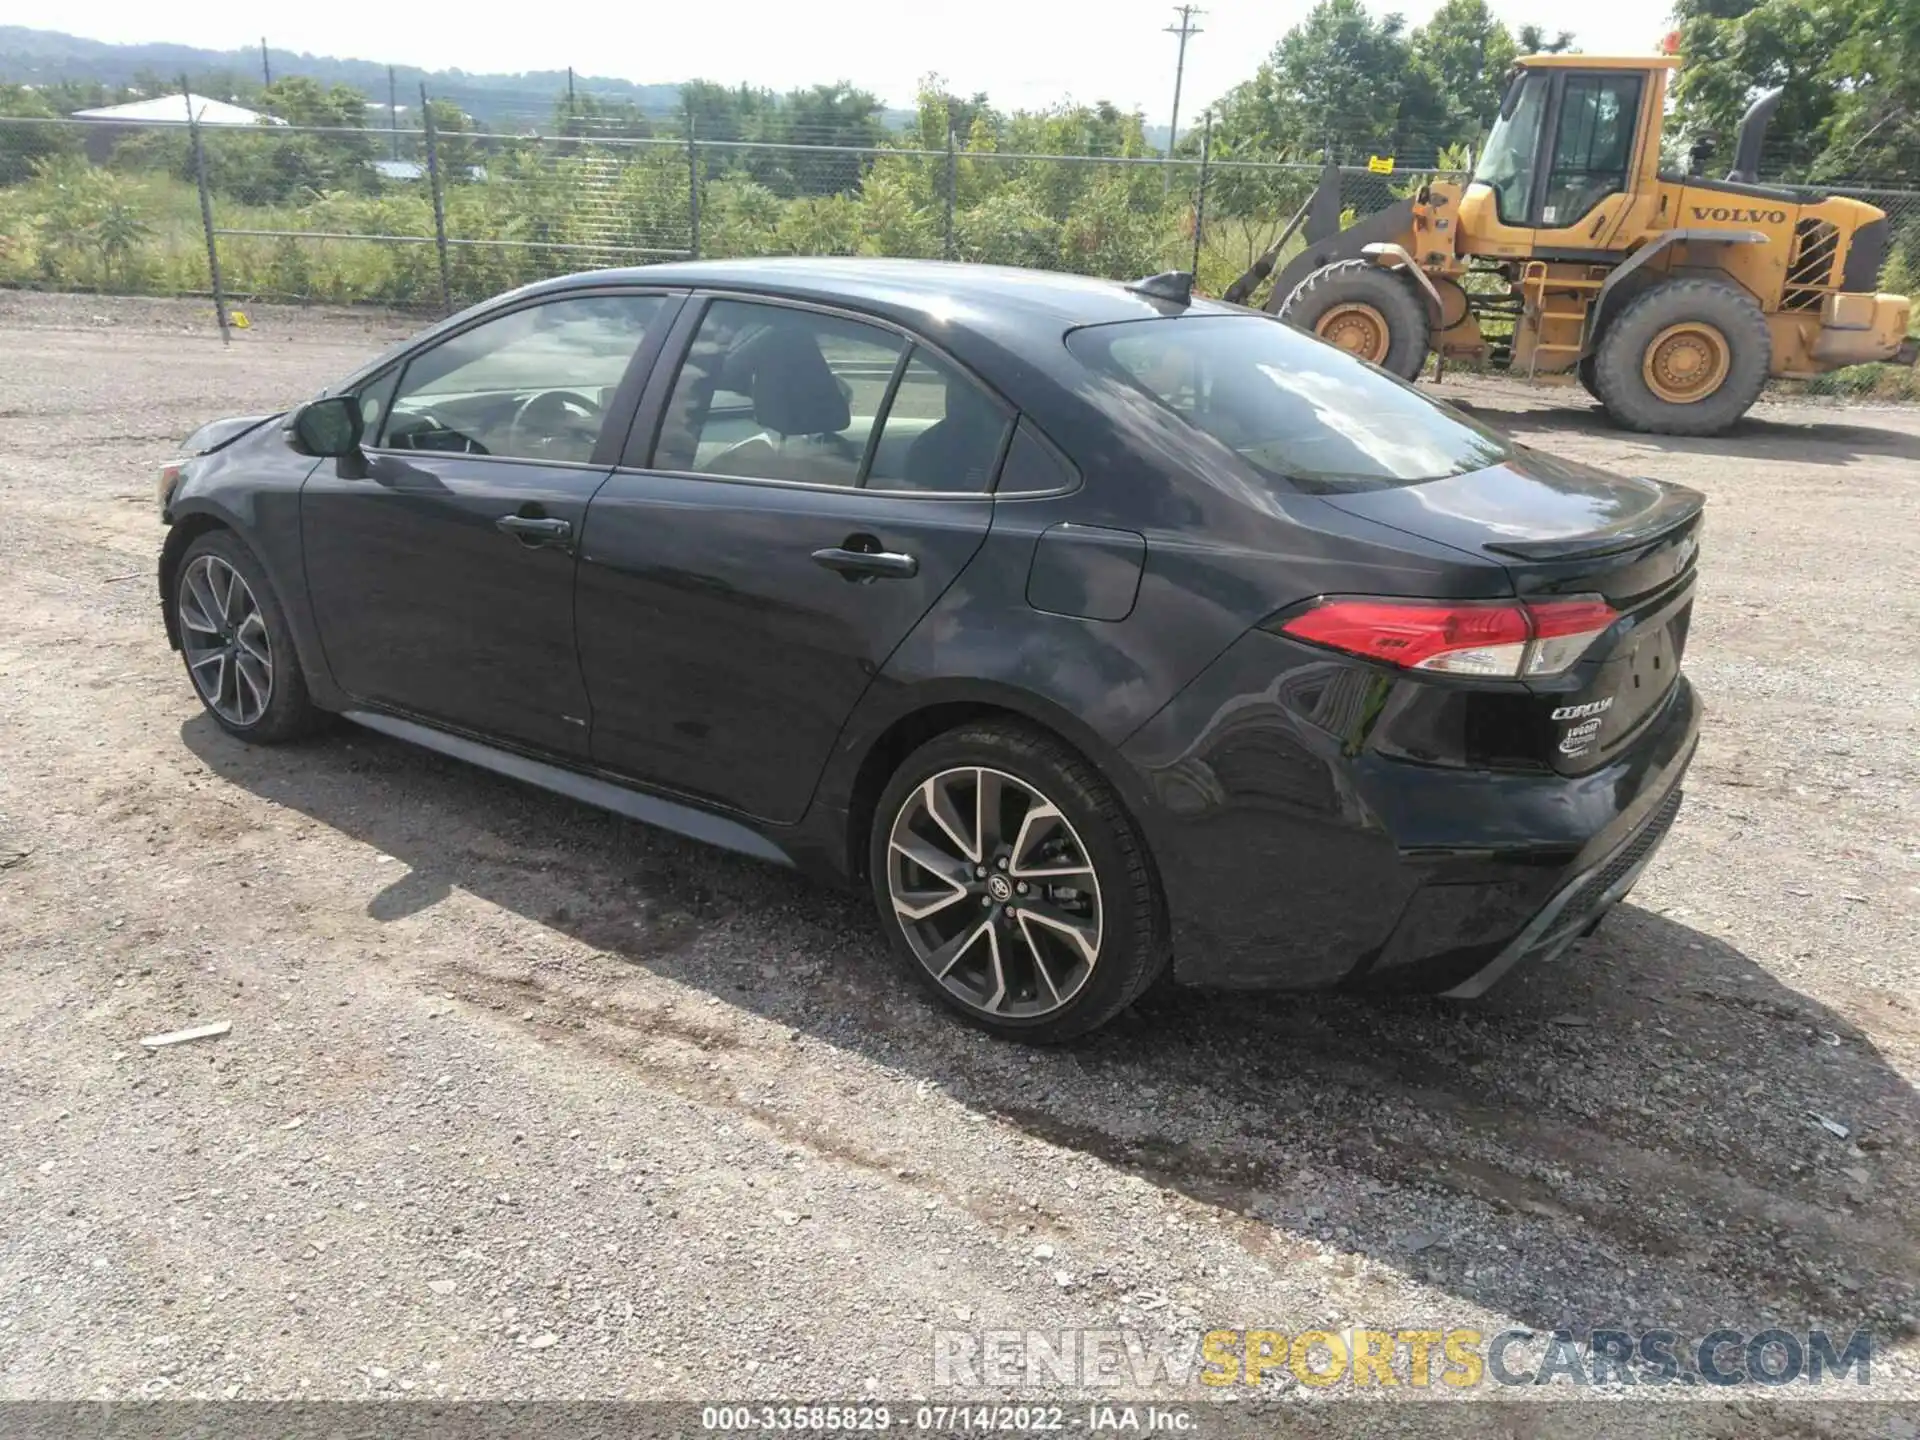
[178,554,273,727]
[885,766,1103,1019]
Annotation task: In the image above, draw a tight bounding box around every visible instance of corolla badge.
[1551,697,1614,721]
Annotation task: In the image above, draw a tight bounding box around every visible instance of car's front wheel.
[869,722,1168,1042]
[173,529,323,744]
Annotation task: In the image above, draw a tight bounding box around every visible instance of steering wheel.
[506,389,603,456]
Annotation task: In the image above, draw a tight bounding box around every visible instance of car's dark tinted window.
[379,294,663,463]
[996,421,1076,495]
[866,350,1012,493]
[653,300,905,488]
[1068,315,1510,493]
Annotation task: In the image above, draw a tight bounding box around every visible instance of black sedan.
[158,259,1702,1041]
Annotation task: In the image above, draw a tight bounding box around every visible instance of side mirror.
[288,395,364,457]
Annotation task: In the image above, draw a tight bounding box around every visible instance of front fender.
[160,447,342,709]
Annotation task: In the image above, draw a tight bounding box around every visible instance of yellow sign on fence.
[1367,155,1395,174]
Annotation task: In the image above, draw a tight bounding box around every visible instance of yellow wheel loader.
[1227,55,1918,435]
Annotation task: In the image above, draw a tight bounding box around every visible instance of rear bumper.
[1120,629,1701,992]
[1436,780,1684,998]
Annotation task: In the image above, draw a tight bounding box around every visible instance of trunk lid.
[1323,445,1703,774]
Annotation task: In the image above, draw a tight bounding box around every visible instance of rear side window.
[866,351,1012,493]
[996,421,1077,495]
[1068,315,1510,494]
[652,300,904,488]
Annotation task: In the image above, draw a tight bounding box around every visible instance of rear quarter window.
[1067,314,1511,494]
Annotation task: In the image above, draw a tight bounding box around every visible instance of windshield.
[1068,315,1510,493]
[1473,71,1551,226]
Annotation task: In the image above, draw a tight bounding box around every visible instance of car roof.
[330,257,1262,427]
[519,257,1247,339]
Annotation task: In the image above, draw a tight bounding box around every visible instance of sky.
[46,0,1680,118]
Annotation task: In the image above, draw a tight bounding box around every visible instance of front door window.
[379,294,665,462]
[1473,71,1552,228]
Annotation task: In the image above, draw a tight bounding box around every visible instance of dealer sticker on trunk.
[1553,696,1613,757]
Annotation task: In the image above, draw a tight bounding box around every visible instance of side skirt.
[341,709,795,868]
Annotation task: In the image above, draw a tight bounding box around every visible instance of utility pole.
[388,66,400,160]
[259,38,271,88]
[1163,5,1203,157]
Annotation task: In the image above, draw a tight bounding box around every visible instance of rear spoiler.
[1485,485,1705,562]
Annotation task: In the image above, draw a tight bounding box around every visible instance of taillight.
[1273,596,1617,678]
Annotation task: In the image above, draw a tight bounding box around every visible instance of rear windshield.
[1067,314,1510,493]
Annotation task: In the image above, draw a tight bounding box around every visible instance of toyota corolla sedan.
[158,258,1702,1041]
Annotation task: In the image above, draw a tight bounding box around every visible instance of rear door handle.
[812,546,920,580]
[496,514,572,547]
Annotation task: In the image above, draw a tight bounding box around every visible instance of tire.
[868,721,1169,1043]
[1279,259,1432,380]
[172,529,324,744]
[1576,353,1599,399]
[1591,277,1772,436]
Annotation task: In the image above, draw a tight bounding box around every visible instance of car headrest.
[745,326,850,437]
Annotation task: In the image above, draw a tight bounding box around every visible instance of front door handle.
[496,514,572,547]
[812,543,919,581]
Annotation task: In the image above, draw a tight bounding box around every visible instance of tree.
[1669,0,1906,180]
[776,83,886,194]
[1207,0,1448,167]
[1672,0,1832,173]
[1819,0,1920,181]
[912,75,998,151]
[553,91,652,141]
[258,76,370,131]
[1514,24,1576,53]
[207,76,378,203]
[426,99,483,181]
[1412,0,1520,147]
[91,172,154,287]
[0,84,83,186]
[679,80,777,145]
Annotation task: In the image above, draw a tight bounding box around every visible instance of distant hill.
[0,26,917,130]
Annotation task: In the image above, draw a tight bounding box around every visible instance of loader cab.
[1461,56,1677,258]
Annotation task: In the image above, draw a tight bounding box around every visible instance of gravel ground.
[1,290,1917,1428]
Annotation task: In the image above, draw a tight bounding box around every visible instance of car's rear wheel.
[869,722,1168,1042]
[173,530,323,744]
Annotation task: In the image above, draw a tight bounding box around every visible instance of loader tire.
[1592,277,1771,436]
[1279,259,1431,381]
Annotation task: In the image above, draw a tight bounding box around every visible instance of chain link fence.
[2,103,1916,383]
